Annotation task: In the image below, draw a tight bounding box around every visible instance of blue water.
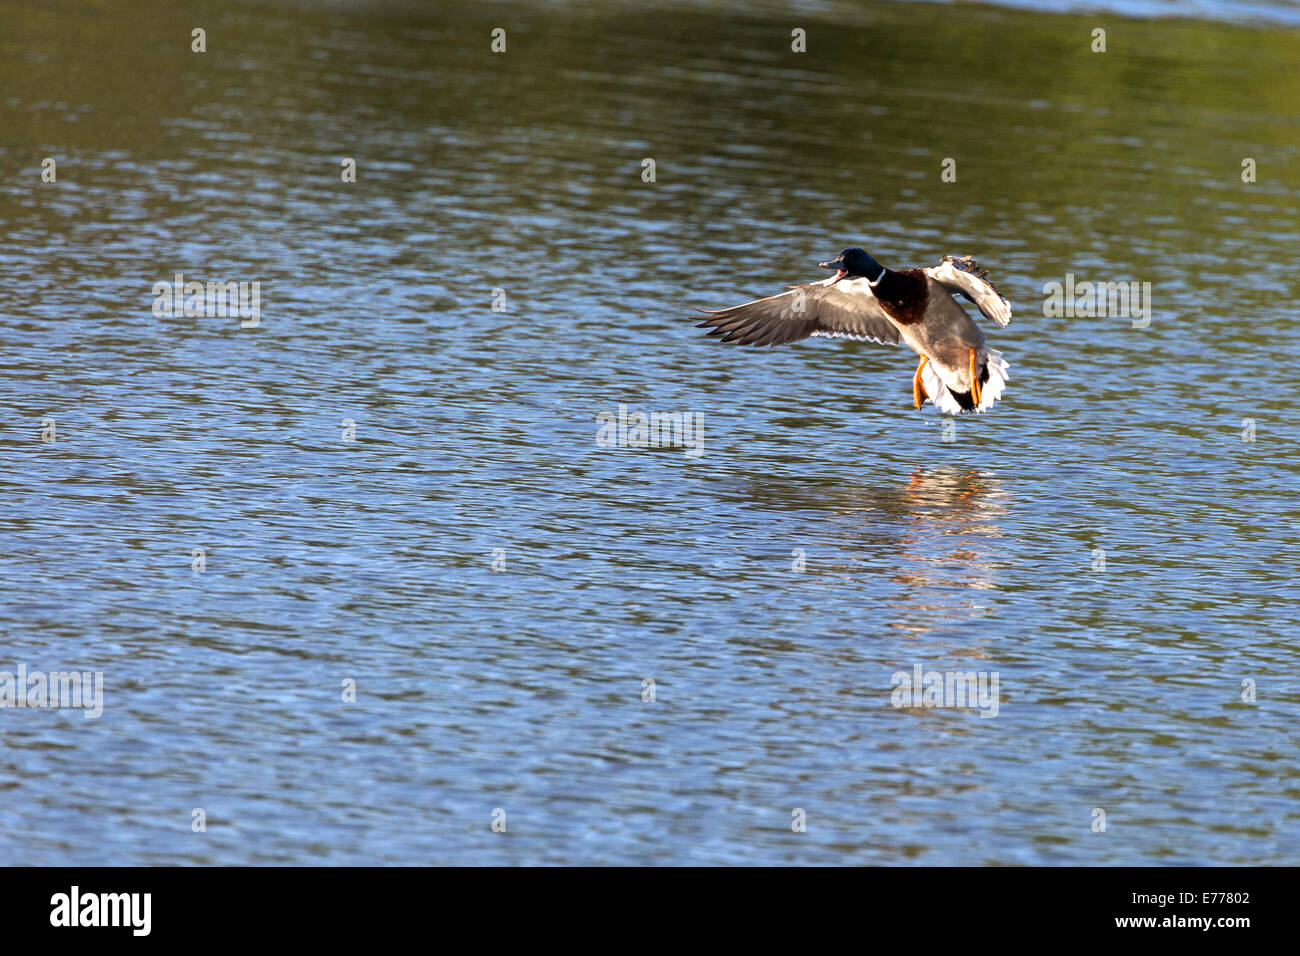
[0,0,1297,864]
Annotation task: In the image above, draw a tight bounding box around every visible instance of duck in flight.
[695,249,1012,414]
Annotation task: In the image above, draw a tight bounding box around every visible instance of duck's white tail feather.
[976,348,1010,412]
[920,348,1011,415]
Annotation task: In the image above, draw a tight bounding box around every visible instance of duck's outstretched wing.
[694,276,901,347]
[925,255,1012,327]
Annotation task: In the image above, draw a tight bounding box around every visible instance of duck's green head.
[819,248,885,283]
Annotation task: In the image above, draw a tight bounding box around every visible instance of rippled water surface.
[1,0,1297,864]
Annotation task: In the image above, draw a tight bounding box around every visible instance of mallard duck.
[694,249,1012,414]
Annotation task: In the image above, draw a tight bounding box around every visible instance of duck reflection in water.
[743,467,1009,638]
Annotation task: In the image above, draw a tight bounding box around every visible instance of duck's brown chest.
[873,269,929,325]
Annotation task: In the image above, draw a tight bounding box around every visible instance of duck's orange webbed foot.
[912,356,929,410]
[968,348,982,406]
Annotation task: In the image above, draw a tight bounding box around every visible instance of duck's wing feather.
[925,256,1012,327]
[694,276,901,347]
